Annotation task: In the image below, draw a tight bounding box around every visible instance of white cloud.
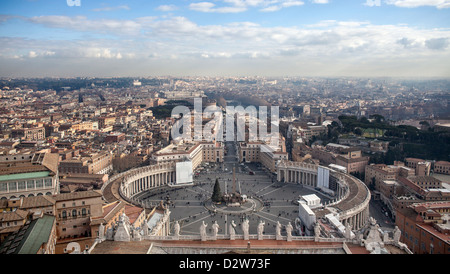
[260,1,305,11]
[155,5,178,12]
[2,15,450,77]
[189,2,248,13]
[190,2,218,12]
[385,0,450,9]
[364,0,381,7]
[92,5,130,12]
[311,0,329,3]
[190,0,305,13]
[28,51,38,58]
[28,15,143,36]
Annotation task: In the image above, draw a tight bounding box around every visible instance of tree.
[211,178,223,203]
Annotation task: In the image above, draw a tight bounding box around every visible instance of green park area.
[325,115,450,164]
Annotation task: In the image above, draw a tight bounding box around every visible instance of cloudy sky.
[0,0,449,77]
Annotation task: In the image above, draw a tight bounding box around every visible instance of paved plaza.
[134,142,331,237]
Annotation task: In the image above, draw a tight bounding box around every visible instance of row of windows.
[0,220,19,228]
[62,201,85,208]
[59,208,89,219]
[1,155,33,161]
[0,178,53,193]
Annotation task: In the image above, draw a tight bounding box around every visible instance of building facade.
[54,190,104,240]
[434,161,450,175]
[59,151,112,175]
[0,153,59,200]
[395,201,450,254]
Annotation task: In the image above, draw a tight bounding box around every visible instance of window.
[82,208,86,216]
[27,180,34,189]
[17,181,25,190]
[8,182,17,191]
[62,211,67,219]
[44,179,52,188]
[35,179,43,189]
[72,209,77,218]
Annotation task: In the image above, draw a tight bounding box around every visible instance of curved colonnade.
[118,162,176,203]
[116,160,370,232]
[277,161,371,231]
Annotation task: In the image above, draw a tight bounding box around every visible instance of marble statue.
[133,227,141,241]
[275,221,282,240]
[230,220,236,240]
[200,221,208,241]
[174,221,180,237]
[344,223,353,240]
[286,222,293,241]
[212,221,220,240]
[393,226,401,244]
[364,217,384,251]
[141,221,149,237]
[106,227,114,241]
[257,220,265,240]
[242,219,250,240]
[98,223,105,240]
[114,213,131,242]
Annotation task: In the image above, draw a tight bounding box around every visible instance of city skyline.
[0,0,450,78]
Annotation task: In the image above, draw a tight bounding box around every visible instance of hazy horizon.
[1,0,449,78]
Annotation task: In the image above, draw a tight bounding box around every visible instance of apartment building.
[335,149,369,175]
[151,141,224,171]
[239,139,288,173]
[365,163,415,191]
[395,201,450,254]
[0,153,60,200]
[11,127,45,141]
[54,190,104,240]
[434,161,450,175]
[405,158,431,176]
[59,151,112,175]
[0,209,30,242]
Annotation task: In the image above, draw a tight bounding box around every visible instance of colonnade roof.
[333,175,369,213]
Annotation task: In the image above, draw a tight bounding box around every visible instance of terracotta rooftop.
[0,209,29,222]
[124,204,144,225]
[52,190,102,202]
[91,200,124,226]
[20,195,55,209]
